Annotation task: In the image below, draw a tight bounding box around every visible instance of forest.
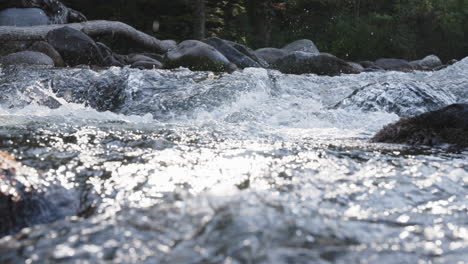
[63,0,468,62]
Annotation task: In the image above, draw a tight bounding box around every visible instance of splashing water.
[0,59,467,263]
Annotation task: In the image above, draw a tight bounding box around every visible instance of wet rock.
[347,62,364,73]
[164,40,237,72]
[46,26,104,66]
[225,40,269,68]
[203,37,262,69]
[96,42,123,67]
[274,52,360,76]
[359,61,376,68]
[0,0,86,24]
[375,58,414,72]
[0,8,49,27]
[372,104,468,147]
[282,39,320,54]
[0,51,54,66]
[131,59,163,70]
[410,55,443,71]
[29,41,65,67]
[254,48,287,65]
[0,41,33,57]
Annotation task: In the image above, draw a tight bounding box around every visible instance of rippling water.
[0,59,467,263]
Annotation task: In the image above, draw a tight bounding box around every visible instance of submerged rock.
[372,104,468,147]
[0,51,54,66]
[46,26,104,66]
[274,52,359,76]
[0,8,49,26]
[164,40,237,72]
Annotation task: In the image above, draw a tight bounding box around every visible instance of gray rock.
[0,41,32,56]
[164,40,236,72]
[410,55,442,70]
[96,42,123,67]
[282,39,319,54]
[375,58,414,72]
[0,8,49,27]
[46,26,104,66]
[0,51,54,66]
[254,48,288,65]
[347,62,364,73]
[359,61,376,68]
[29,41,65,67]
[131,60,163,70]
[161,40,177,51]
[273,51,360,76]
[225,40,269,68]
[203,37,262,68]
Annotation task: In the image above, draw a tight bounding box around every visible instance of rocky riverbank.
[0,1,458,75]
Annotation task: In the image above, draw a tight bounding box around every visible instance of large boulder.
[29,41,65,67]
[254,48,288,65]
[0,8,49,27]
[282,39,319,54]
[273,51,360,76]
[410,55,443,71]
[372,104,468,147]
[375,58,414,72]
[164,40,237,72]
[46,26,104,66]
[0,51,54,66]
[202,37,262,69]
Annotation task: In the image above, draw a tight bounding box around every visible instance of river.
[0,59,467,263]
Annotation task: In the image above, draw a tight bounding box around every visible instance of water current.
[0,58,467,263]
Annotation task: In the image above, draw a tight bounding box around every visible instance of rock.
[254,48,288,65]
[273,51,360,76]
[374,58,414,72]
[29,41,65,67]
[447,59,458,65]
[0,8,49,27]
[347,62,364,73]
[359,61,376,68]
[161,40,177,51]
[410,55,442,71]
[128,54,163,69]
[46,26,104,66]
[225,40,269,68]
[0,0,86,24]
[131,60,163,70]
[0,41,32,57]
[96,42,123,67]
[282,39,319,54]
[372,104,468,147]
[164,40,236,72]
[202,37,262,68]
[0,51,54,66]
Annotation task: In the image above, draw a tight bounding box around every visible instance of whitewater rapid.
[0,59,467,263]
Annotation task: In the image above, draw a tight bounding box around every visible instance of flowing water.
[0,59,467,263]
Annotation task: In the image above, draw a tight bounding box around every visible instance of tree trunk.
[192,0,206,40]
[247,0,272,48]
[0,20,174,53]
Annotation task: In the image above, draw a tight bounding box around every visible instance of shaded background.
[62,0,468,62]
